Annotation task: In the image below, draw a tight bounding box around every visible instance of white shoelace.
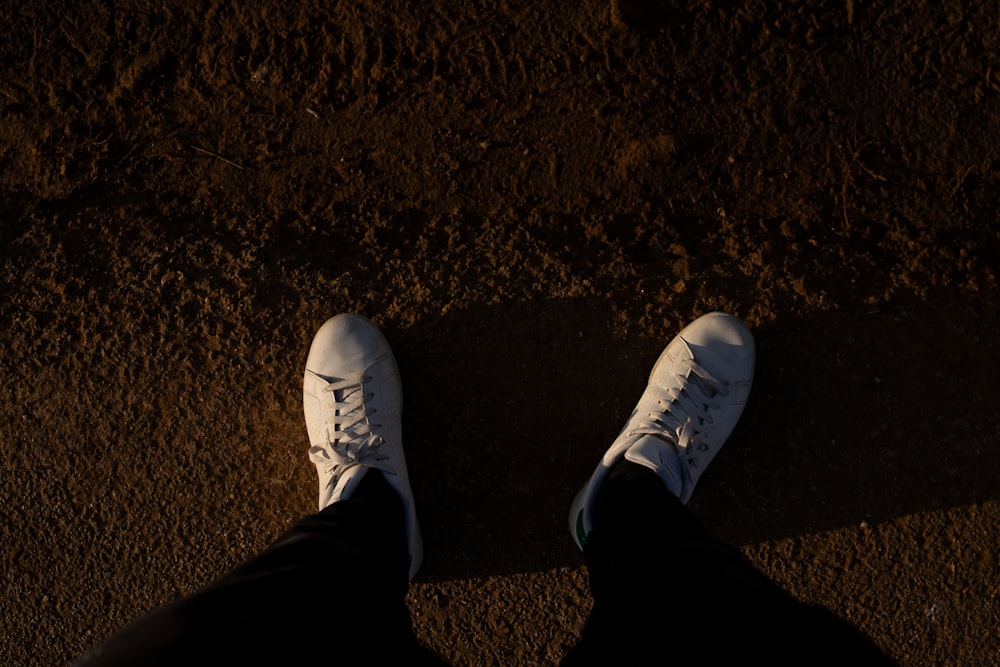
[630,358,729,459]
[308,374,393,488]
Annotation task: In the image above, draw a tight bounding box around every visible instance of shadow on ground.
[389,290,1000,581]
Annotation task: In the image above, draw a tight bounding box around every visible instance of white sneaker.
[568,312,755,549]
[303,314,423,579]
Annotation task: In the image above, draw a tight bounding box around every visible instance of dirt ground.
[2,0,999,664]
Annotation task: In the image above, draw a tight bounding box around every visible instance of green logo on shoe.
[575,510,588,547]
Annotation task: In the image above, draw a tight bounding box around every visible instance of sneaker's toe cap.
[678,311,755,382]
[305,314,391,379]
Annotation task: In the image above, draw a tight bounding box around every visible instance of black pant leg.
[75,472,444,666]
[562,461,897,666]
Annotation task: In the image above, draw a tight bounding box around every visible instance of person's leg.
[565,460,894,664]
[563,312,896,665]
[76,472,434,666]
[76,314,444,666]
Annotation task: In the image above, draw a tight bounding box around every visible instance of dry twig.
[190,145,246,171]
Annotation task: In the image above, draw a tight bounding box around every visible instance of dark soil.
[2,1,999,665]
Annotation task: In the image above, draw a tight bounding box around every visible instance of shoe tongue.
[307,370,356,402]
[624,436,684,498]
[690,374,719,398]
